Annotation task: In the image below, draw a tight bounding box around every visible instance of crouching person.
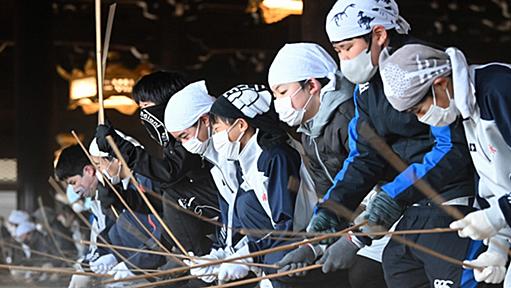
[204,84,317,287]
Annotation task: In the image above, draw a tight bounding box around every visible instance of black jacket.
[115,138,219,219]
[322,72,475,211]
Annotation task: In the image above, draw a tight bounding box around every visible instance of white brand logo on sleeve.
[434,279,454,288]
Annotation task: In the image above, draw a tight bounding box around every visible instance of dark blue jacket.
[323,73,475,212]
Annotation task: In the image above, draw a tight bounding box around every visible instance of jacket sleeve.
[247,147,301,253]
[473,64,511,147]
[119,139,201,186]
[322,85,388,212]
[381,123,474,205]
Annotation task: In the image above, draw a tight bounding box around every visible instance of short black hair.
[55,144,90,181]
[209,113,237,126]
[298,77,330,88]
[132,71,189,105]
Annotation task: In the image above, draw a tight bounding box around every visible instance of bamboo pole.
[209,264,323,288]
[37,197,66,259]
[95,0,105,125]
[71,130,179,264]
[106,135,190,257]
[101,222,366,285]
[358,122,511,258]
[0,263,110,278]
[101,3,116,80]
[133,274,209,288]
[81,240,278,269]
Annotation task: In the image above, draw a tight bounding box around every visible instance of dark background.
[1,0,510,210]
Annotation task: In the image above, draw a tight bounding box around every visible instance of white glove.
[68,274,91,288]
[217,245,252,284]
[107,262,134,280]
[465,252,506,283]
[450,206,507,240]
[464,236,508,284]
[183,250,226,283]
[90,254,118,274]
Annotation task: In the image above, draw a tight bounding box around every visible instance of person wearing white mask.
[95,71,221,260]
[164,80,248,285]
[379,43,511,286]
[268,42,386,288]
[208,84,317,287]
[306,1,483,287]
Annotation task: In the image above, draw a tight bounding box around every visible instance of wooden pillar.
[301,0,336,55]
[14,0,54,211]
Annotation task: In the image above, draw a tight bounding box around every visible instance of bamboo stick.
[71,130,178,264]
[95,0,104,125]
[0,263,110,278]
[106,135,190,257]
[133,274,208,288]
[80,240,278,269]
[209,264,323,288]
[101,222,366,285]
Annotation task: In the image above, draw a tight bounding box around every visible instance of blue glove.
[366,192,403,229]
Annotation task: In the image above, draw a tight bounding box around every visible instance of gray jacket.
[298,75,355,197]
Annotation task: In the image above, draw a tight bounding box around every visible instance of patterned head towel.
[379,44,452,112]
[325,0,410,42]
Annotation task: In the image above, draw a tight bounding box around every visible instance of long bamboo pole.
[106,135,190,256]
[101,222,366,285]
[71,130,179,265]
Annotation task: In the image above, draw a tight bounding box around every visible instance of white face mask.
[274,83,313,127]
[212,121,245,161]
[182,120,210,155]
[102,160,121,185]
[340,48,378,84]
[418,87,458,127]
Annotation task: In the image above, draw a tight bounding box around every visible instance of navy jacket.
[323,73,475,212]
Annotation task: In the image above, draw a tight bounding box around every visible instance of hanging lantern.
[248,0,303,24]
[58,52,152,115]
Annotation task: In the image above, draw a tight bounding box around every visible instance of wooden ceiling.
[1,0,510,158]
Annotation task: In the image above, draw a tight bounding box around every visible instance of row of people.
[51,0,511,287]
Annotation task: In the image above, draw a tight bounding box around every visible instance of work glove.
[68,274,91,288]
[276,244,322,277]
[366,192,404,230]
[184,249,227,283]
[316,236,359,273]
[90,253,118,274]
[107,262,134,281]
[463,236,508,284]
[95,123,131,156]
[306,209,343,245]
[450,205,507,240]
[355,211,387,240]
[217,245,252,284]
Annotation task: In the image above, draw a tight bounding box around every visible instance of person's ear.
[432,76,450,101]
[307,78,322,97]
[237,118,250,133]
[372,25,388,46]
[200,114,210,127]
[83,165,95,176]
[433,76,449,91]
